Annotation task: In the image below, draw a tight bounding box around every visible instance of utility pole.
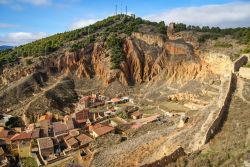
[126,6,127,15]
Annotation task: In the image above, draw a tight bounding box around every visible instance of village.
[0,93,167,167]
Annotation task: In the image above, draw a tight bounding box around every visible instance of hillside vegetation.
[173,23,250,52]
[0,15,165,69]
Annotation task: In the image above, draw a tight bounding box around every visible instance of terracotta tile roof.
[65,136,78,147]
[90,123,114,137]
[38,137,53,150]
[31,128,40,139]
[11,132,32,141]
[53,122,68,136]
[76,134,93,145]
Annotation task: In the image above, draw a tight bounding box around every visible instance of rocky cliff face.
[0,32,215,89]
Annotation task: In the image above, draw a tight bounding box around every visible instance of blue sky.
[0,0,250,45]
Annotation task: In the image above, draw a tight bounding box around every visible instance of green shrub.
[26,59,33,65]
[242,47,250,53]
[20,157,38,167]
[198,33,220,43]
[244,62,250,68]
[214,42,232,48]
[106,35,125,69]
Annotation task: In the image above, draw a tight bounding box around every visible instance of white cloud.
[145,2,250,28]
[0,0,9,4]
[0,23,18,28]
[0,32,47,46]
[69,19,100,30]
[19,0,51,6]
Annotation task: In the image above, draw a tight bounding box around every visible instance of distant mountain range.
[0,45,13,51]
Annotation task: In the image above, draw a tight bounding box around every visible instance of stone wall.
[233,55,248,72]
[203,72,236,143]
[141,147,186,167]
[202,54,248,144]
[239,67,250,79]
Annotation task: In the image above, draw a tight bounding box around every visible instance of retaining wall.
[203,55,248,143]
[141,147,186,167]
[203,72,236,143]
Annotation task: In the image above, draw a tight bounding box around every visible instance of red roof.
[76,134,93,144]
[38,137,53,150]
[31,129,40,139]
[64,136,78,147]
[75,109,89,121]
[90,123,114,137]
[11,132,32,141]
[53,122,68,136]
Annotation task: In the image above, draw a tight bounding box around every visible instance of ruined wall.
[141,147,186,167]
[233,55,248,72]
[202,54,248,144]
[203,72,236,143]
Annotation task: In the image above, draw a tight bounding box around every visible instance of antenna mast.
[115,4,117,15]
[121,2,123,15]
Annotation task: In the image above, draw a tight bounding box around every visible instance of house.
[73,109,89,127]
[37,137,54,160]
[11,132,32,158]
[0,147,8,167]
[18,140,32,158]
[64,135,79,149]
[131,111,143,120]
[52,122,68,137]
[11,132,32,141]
[89,123,115,138]
[76,134,93,147]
